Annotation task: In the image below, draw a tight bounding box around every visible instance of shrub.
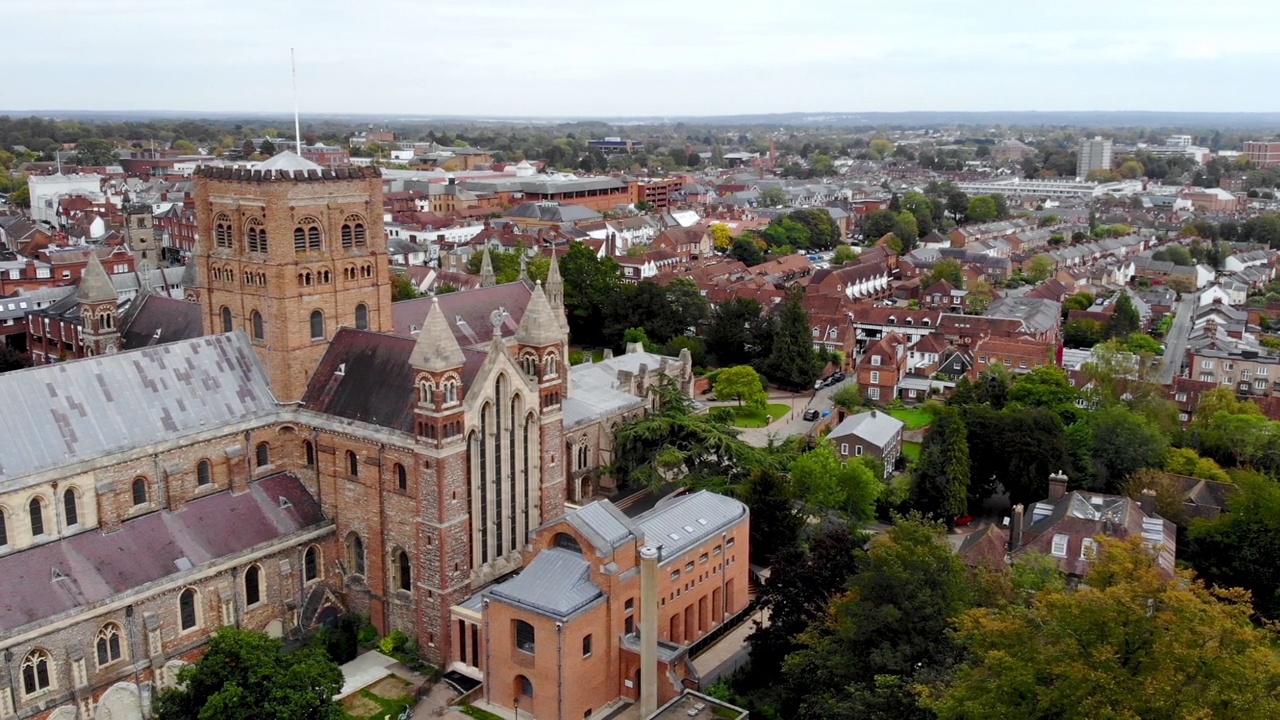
[379,630,409,655]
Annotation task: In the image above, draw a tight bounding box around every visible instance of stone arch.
[47,707,78,720]
[94,681,143,720]
[159,660,188,692]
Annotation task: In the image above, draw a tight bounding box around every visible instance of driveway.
[724,381,853,448]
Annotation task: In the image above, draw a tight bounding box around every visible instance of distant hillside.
[4,109,1280,129]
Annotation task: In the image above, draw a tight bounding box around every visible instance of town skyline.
[6,0,1280,117]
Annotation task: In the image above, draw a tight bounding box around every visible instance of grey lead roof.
[0,331,277,488]
[634,491,749,562]
[828,410,905,448]
[566,501,636,553]
[487,547,603,618]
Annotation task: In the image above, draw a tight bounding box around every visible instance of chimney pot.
[1140,488,1157,517]
[1009,503,1025,553]
[1048,470,1068,501]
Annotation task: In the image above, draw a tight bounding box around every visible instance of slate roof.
[827,410,905,448]
[119,294,203,350]
[0,473,325,633]
[634,490,748,562]
[302,328,419,433]
[487,547,603,619]
[392,280,533,345]
[0,332,275,487]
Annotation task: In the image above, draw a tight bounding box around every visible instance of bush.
[358,617,378,647]
[568,350,587,365]
[379,630,409,655]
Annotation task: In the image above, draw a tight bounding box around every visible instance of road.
[725,380,854,447]
[1159,293,1198,385]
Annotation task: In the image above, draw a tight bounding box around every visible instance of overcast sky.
[5,0,1279,117]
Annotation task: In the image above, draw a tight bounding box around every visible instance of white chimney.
[639,544,660,718]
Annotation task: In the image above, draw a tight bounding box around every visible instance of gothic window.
[393,548,412,591]
[304,440,316,466]
[96,623,123,667]
[29,497,45,537]
[346,450,359,477]
[304,545,320,582]
[251,310,264,340]
[220,306,232,333]
[310,310,325,340]
[544,352,559,378]
[0,506,7,546]
[294,217,323,252]
[21,649,51,695]
[355,303,368,331]
[395,463,408,491]
[179,588,199,630]
[354,223,367,245]
[255,442,270,468]
[419,379,434,404]
[341,214,368,248]
[196,459,212,486]
[245,217,266,253]
[244,564,262,606]
[341,223,353,248]
[63,487,79,526]
[346,532,365,576]
[521,352,538,377]
[514,620,536,654]
[576,444,589,470]
[132,477,148,506]
[443,379,458,404]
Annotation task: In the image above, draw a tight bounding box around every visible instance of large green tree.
[964,405,1073,507]
[932,537,1280,720]
[780,519,992,719]
[966,195,999,223]
[559,240,621,346]
[1190,472,1280,619]
[72,137,118,166]
[1106,291,1141,339]
[714,365,767,408]
[910,407,971,522]
[758,287,823,392]
[862,209,899,242]
[153,627,343,720]
[739,467,805,566]
[1073,405,1168,493]
[789,439,880,523]
[704,297,766,367]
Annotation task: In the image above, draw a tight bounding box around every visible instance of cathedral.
[0,153,699,720]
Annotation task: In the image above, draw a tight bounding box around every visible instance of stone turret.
[478,247,496,288]
[78,254,120,355]
[515,281,563,348]
[544,245,568,333]
[410,297,465,372]
[410,298,467,446]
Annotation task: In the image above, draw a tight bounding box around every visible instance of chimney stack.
[1048,470,1068,502]
[1139,488,1157,517]
[639,545,660,719]
[1009,503,1024,553]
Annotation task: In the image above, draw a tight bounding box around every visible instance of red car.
[953,515,974,527]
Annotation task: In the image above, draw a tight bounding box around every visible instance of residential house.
[856,331,909,402]
[826,410,905,476]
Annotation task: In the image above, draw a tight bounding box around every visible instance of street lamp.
[513,698,519,720]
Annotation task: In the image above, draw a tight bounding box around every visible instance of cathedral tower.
[78,253,120,356]
[193,153,393,401]
[123,201,158,275]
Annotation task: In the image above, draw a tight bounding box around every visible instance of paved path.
[336,650,403,700]
[733,381,853,448]
[1159,293,1198,385]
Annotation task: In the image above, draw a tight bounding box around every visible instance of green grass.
[460,705,506,720]
[902,441,922,461]
[341,688,414,720]
[728,403,792,428]
[888,408,935,430]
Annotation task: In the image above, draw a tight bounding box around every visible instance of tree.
[1190,472,1280,620]
[868,138,895,160]
[932,537,1280,720]
[966,280,995,314]
[739,467,804,566]
[1063,318,1105,348]
[759,287,823,392]
[862,209,899,242]
[1076,405,1168,493]
[924,257,964,288]
[611,378,760,490]
[728,235,765,266]
[832,245,858,266]
[153,627,343,720]
[1152,245,1194,266]
[714,365,767,409]
[963,405,1073,507]
[1007,365,1080,421]
[172,139,198,152]
[892,211,920,250]
[559,241,622,346]
[390,272,420,301]
[1240,214,1280,249]
[1106,291,1141,339]
[831,383,864,413]
[258,138,276,156]
[991,193,1010,219]
[704,297,765,367]
[72,137,117,166]
[902,192,936,236]
[1025,254,1055,283]
[910,407,971,522]
[1122,331,1163,355]
[0,343,32,373]
[1162,447,1229,482]
[946,189,970,222]
[966,195,998,223]
[709,223,733,251]
[810,152,835,176]
[789,439,880,523]
[759,186,787,207]
[7,182,29,209]
[1063,291,1095,311]
[781,518,990,719]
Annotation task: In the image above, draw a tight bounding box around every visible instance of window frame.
[514,620,536,655]
[179,587,199,632]
[132,477,148,506]
[96,623,124,668]
[1050,533,1069,557]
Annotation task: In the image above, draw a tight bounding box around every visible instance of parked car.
[953,515,974,527]
[832,371,846,382]
[803,409,820,421]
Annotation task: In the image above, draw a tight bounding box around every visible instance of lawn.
[727,403,792,428]
[888,407,935,430]
[901,441,922,461]
[340,676,414,720]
